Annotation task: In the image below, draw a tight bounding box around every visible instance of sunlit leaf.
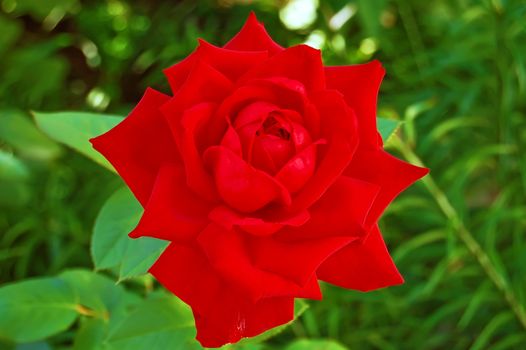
[105,294,200,350]
[0,278,78,343]
[33,111,123,171]
[92,187,168,280]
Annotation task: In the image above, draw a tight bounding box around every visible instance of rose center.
[257,112,291,141]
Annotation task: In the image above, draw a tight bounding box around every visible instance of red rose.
[91,13,428,348]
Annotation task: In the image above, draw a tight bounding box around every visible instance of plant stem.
[393,135,526,331]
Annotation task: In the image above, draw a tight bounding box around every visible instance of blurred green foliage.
[1,0,525,349]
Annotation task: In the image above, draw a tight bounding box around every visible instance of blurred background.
[1,0,526,349]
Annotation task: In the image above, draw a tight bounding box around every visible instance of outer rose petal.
[239,45,326,92]
[325,60,386,147]
[197,224,322,302]
[90,88,178,206]
[129,164,210,242]
[250,235,356,286]
[149,243,295,347]
[346,148,429,228]
[161,61,233,201]
[164,39,268,94]
[317,225,404,292]
[224,12,284,55]
[277,175,380,242]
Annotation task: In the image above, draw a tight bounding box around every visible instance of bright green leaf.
[33,111,123,171]
[119,237,169,281]
[377,117,401,142]
[72,318,107,350]
[92,187,168,280]
[0,278,78,343]
[0,109,61,160]
[60,269,140,318]
[106,294,200,350]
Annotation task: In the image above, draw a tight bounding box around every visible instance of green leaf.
[33,111,123,171]
[72,319,107,350]
[284,339,349,350]
[106,294,200,350]
[0,277,78,343]
[60,270,141,350]
[0,109,61,160]
[59,269,140,318]
[377,117,401,142]
[92,187,168,280]
[119,237,169,281]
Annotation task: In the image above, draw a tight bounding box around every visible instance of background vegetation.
[1,0,525,349]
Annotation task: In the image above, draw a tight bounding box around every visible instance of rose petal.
[221,124,243,157]
[208,205,310,236]
[197,224,321,301]
[223,12,284,55]
[163,59,233,113]
[165,102,219,202]
[275,141,321,193]
[164,39,268,94]
[250,235,356,286]
[325,60,385,146]
[283,90,358,213]
[129,164,210,242]
[317,225,404,291]
[204,146,291,213]
[278,175,380,242]
[346,148,429,228]
[239,45,325,92]
[149,243,296,348]
[90,88,178,206]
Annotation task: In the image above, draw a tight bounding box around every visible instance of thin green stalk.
[395,0,430,78]
[392,135,526,331]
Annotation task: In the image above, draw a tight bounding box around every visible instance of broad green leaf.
[377,117,401,142]
[0,109,61,160]
[92,187,142,270]
[60,270,140,350]
[0,277,78,343]
[60,269,140,318]
[92,187,168,280]
[284,339,348,350]
[33,111,123,171]
[119,237,169,281]
[73,319,107,350]
[106,294,200,350]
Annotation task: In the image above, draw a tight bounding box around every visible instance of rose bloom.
[91,13,428,348]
